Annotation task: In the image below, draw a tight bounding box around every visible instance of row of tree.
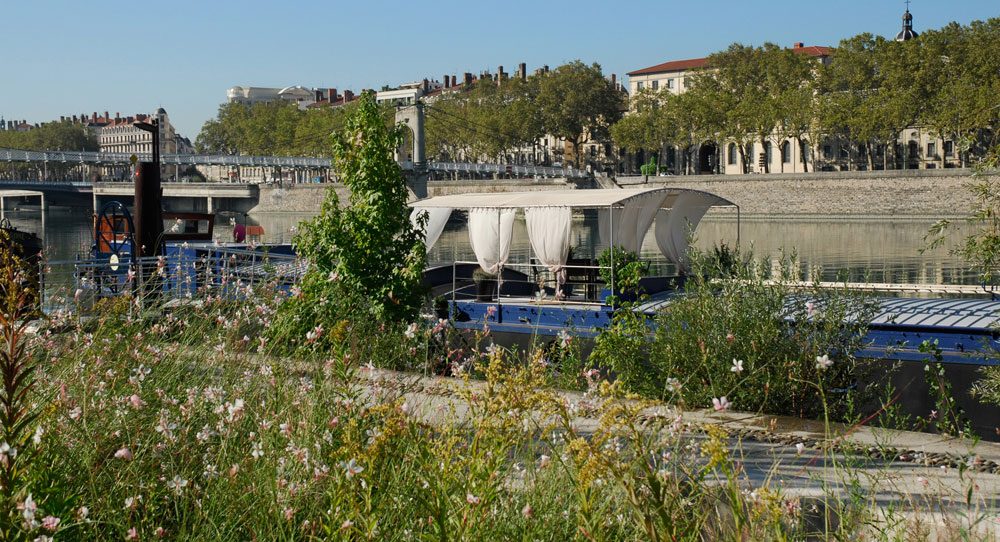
[0,121,98,153]
[613,17,1000,173]
[425,60,623,168]
[193,61,625,169]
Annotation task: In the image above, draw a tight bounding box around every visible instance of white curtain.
[655,192,718,273]
[598,192,668,253]
[525,206,572,273]
[468,207,517,275]
[410,207,452,251]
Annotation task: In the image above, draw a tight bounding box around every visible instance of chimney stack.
[444,74,449,88]
[344,90,354,102]
[315,89,323,101]
[543,65,550,73]
[60,116,65,122]
[328,88,337,102]
[451,75,457,87]
[463,72,473,86]
[519,62,527,81]
[115,112,120,121]
[793,42,804,48]
[422,78,429,92]
[611,74,616,87]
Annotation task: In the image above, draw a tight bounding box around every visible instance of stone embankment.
[249,169,990,218]
[621,168,984,218]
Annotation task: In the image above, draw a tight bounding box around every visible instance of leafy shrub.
[592,247,883,420]
[596,247,646,291]
[639,156,657,176]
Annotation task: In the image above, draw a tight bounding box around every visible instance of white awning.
[408,187,736,210]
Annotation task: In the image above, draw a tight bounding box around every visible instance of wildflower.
[166,475,189,495]
[916,476,929,487]
[128,394,146,409]
[805,301,815,315]
[730,358,744,374]
[19,493,37,522]
[0,442,15,464]
[726,332,735,343]
[251,441,264,459]
[169,218,182,233]
[815,354,833,371]
[466,493,481,505]
[126,527,138,540]
[712,396,731,411]
[404,323,418,339]
[77,507,89,520]
[124,496,140,510]
[521,504,533,519]
[340,520,354,530]
[538,454,550,468]
[41,516,60,531]
[558,330,571,347]
[432,318,447,333]
[339,458,363,478]
[327,270,339,282]
[114,447,133,460]
[68,407,82,420]
[32,426,43,446]
[795,443,805,456]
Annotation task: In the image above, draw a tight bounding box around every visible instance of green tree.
[537,61,623,168]
[291,93,426,322]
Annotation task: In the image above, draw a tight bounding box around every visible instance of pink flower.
[712,396,731,411]
[115,447,133,460]
[340,520,354,530]
[41,515,60,531]
[466,493,481,504]
[126,527,138,540]
[128,395,145,409]
[521,504,533,519]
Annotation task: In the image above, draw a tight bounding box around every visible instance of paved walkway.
[361,367,1000,538]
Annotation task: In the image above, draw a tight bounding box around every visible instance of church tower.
[895,3,919,42]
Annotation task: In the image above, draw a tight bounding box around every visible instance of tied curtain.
[409,207,453,251]
[524,206,573,277]
[468,207,517,275]
[655,192,719,274]
[598,191,669,253]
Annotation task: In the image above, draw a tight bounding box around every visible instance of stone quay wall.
[250,178,572,214]
[250,169,992,218]
[620,168,986,218]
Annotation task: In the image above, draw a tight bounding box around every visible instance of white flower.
[466,493,481,504]
[68,407,82,420]
[339,458,363,478]
[404,323,418,339]
[712,396,732,411]
[795,442,805,456]
[114,447,132,460]
[730,358,744,374]
[815,354,833,371]
[558,330,571,347]
[166,475,189,495]
[251,441,264,459]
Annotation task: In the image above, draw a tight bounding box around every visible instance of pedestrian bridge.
[0,149,588,179]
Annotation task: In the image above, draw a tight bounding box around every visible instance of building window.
[651,80,659,91]
[683,77,690,88]
[667,79,674,89]
[728,143,737,165]
[839,144,848,159]
[803,143,810,162]
[823,145,831,159]
[944,141,954,156]
[764,142,773,163]
[637,81,644,90]
[781,141,791,163]
[927,142,936,157]
[745,143,753,159]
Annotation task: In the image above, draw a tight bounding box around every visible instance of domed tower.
[895,6,918,42]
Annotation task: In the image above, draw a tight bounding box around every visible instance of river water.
[4,207,978,285]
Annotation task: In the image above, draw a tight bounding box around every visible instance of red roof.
[627,45,831,76]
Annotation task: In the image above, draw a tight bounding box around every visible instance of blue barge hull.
[450,295,1000,366]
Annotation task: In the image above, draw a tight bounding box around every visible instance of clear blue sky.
[1,0,996,141]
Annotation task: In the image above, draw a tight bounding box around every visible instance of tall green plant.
[287,93,427,324]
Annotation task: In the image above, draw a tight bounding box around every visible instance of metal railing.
[449,260,613,306]
[2,148,590,179]
[40,247,306,315]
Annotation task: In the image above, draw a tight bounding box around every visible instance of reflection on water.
[8,207,979,285]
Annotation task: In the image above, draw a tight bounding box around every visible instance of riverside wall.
[249,178,574,214]
[249,169,989,218]
[620,168,984,218]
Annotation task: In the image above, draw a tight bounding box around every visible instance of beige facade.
[627,38,961,175]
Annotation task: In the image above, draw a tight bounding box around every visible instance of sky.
[1,0,996,141]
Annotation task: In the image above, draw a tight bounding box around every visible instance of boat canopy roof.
[409,187,737,210]
[408,187,739,276]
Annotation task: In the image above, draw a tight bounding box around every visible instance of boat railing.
[39,247,305,315]
[449,259,615,306]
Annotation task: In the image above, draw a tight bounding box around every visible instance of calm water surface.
[5,208,978,285]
